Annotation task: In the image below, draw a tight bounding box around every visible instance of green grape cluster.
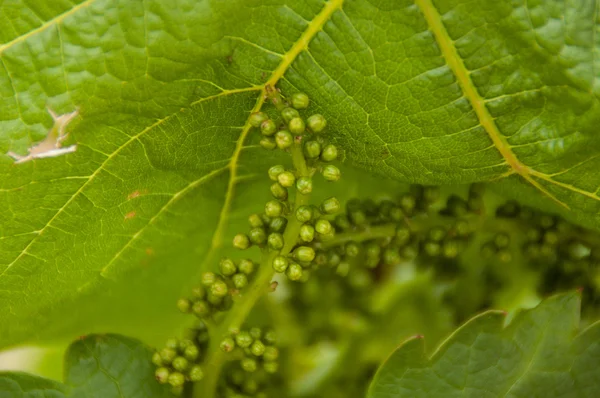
[487,199,600,305]
[217,327,280,397]
[233,88,342,284]
[152,321,208,395]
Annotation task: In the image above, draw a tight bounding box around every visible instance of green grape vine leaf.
[0,334,170,397]
[367,292,600,398]
[0,0,599,348]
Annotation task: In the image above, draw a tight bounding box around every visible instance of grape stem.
[194,139,311,397]
[316,223,398,250]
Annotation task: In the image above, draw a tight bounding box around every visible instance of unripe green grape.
[401,245,418,259]
[207,293,223,306]
[232,273,248,289]
[539,215,555,229]
[220,258,237,276]
[242,379,259,395]
[238,259,254,275]
[188,365,204,382]
[494,233,510,248]
[269,216,287,232]
[270,182,288,200]
[272,255,289,273]
[300,224,315,242]
[263,361,279,374]
[498,249,512,262]
[264,329,277,344]
[289,117,306,134]
[263,346,279,361]
[220,337,236,352]
[168,372,185,387]
[336,261,350,277]
[467,194,484,212]
[196,330,209,344]
[201,272,216,286]
[519,206,534,221]
[210,279,229,297]
[428,227,446,242]
[296,176,313,194]
[394,226,411,246]
[260,119,277,136]
[233,234,251,249]
[265,200,283,217]
[322,164,341,181]
[277,171,296,187]
[335,214,351,230]
[365,256,379,268]
[294,246,316,262]
[304,140,322,158]
[286,263,303,281]
[321,197,340,214]
[178,338,194,351]
[314,251,328,267]
[383,248,401,265]
[152,352,163,366]
[389,206,403,221]
[365,242,381,258]
[172,356,189,372]
[399,194,416,214]
[170,386,183,396]
[345,241,361,258]
[248,327,261,340]
[543,230,559,245]
[321,144,338,162]
[259,137,276,150]
[315,219,333,235]
[307,114,327,133]
[177,298,191,313]
[160,347,177,364]
[454,220,471,237]
[424,241,441,257]
[229,370,245,386]
[328,251,341,267]
[249,112,268,128]
[191,285,206,299]
[291,92,310,109]
[165,338,179,350]
[250,340,266,356]
[268,233,284,250]
[275,130,293,149]
[295,205,314,222]
[241,357,258,372]
[526,227,542,242]
[281,107,300,122]
[192,300,211,318]
[235,331,253,348]
[184,344,199,361]
[443,240,460,258]
[249,227,267,245]
[155,367,170,384]
[268,165,285,181]
[248,213,264,228]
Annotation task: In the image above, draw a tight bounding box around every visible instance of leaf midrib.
[414,0,596,209]
[2,0,345,288]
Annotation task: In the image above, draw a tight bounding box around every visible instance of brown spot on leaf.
[124,211,136,220]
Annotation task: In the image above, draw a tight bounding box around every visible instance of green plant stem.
[317,223,397,250]
[194,143,311,397]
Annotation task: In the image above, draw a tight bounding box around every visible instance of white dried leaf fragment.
[7,107,79,164]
